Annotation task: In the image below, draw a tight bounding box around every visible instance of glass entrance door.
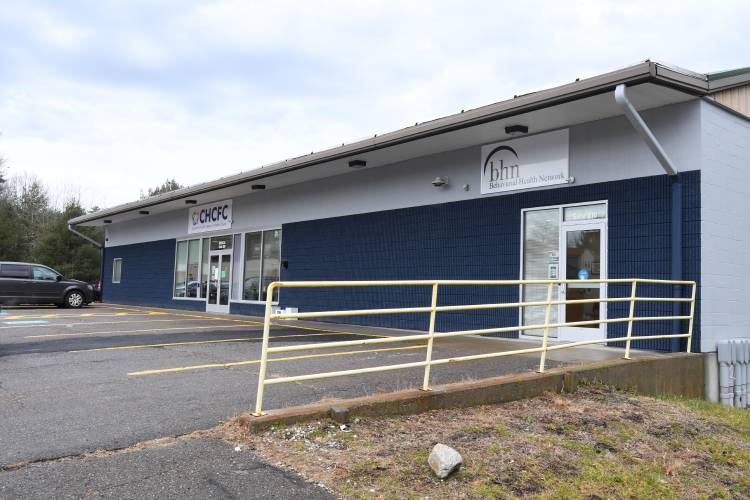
[206,253,231,313]
[558,221,606,341]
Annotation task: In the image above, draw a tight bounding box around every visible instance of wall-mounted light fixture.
[348,159,367,168]
[103,220,112,224]
[505,124,529,136]
[251,184,266,190]
[139,210,150,215]
[431,176,449,188]
[185,199,197,205]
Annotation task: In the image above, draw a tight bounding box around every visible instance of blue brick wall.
[102,171,700,351]
[278,171,700,351]
[102,239,205,311]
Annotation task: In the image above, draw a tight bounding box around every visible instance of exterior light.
[139,210,150,215]
[505,124,529,136]
[251,184,266,190]
[103,220,112,224]
[431,176,449,188]
[185,199,197,205]
[348,159,367,168]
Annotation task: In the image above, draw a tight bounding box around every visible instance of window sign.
[564,203,606,221]
[481,129,569,194]
[188,199,232,234]
[210,235,233,251]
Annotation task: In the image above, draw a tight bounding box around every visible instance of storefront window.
[186,239,201,297]
[242,229,281,302]
[522,209,559,336]
[261,229,281,302]
[175,238,205,298]
[200,238,209,299]
[242,232,262,300]
[174,241,188,297]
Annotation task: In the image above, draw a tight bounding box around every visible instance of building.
[70,61,750,363]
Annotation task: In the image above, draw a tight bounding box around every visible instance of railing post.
[624,280,638,360]
[421,283,439,391]
[686,282,697,353]
[253,283,277,416]
[537,282,555,373]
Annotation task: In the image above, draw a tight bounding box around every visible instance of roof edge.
[70,60,710,226]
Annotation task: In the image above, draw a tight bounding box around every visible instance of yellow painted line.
[1,312,178,320]
[0,317,222,330]
[81,306,393,341]
[69,331,384,352]
[128,344,427,376]
[24,324,249,339]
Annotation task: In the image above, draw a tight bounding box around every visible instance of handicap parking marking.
[3,320,49,325]
[127,344,427,376]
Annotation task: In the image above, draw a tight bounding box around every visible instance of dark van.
[0,262,94,308]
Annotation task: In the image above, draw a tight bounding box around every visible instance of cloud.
[0,0,749,207]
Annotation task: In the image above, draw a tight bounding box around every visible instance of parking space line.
[3,320,49,325]
[0,318,220,330]
[69,331,385,352]
[24,324,251,339]
[0,312,182,320]
[127,344,427,376]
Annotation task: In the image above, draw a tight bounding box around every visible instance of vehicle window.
[0,264,31,279]
[32,266,59,281]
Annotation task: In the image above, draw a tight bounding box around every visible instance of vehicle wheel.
[65,290,85,309]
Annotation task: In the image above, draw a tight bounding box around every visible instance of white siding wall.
[700,99,750,351]
[106,101,701,247]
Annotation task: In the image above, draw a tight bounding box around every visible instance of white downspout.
[614,84,678,176]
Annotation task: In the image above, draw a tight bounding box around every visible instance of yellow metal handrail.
[253,278,697,415]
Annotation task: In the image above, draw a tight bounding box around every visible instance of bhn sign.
[188,199,233,234]
[480,129,570,194]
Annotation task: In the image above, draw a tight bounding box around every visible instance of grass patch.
[231,387,750,499]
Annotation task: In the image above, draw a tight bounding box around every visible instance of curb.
[236,352,704,432]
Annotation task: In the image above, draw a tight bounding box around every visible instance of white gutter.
[67,224,103,248]
[614,84,678,176]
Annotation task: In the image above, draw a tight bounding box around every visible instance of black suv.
[0,262,94,308]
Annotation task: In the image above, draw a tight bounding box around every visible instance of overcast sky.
[1,1,749,208]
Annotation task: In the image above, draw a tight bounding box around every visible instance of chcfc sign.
[480,129,570,195]
[188,199,233,234]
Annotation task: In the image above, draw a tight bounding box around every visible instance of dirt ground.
[223,386,750,499]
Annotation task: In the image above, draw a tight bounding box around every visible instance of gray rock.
[427,443,463,478]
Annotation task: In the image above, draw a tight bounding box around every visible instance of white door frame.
[206,250,232,314]
[558,220,607,341]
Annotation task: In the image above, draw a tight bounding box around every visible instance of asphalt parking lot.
[0,303,640,497]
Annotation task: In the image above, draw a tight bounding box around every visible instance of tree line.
[0,155,183,284]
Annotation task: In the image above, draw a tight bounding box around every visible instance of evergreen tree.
[33,200,103,282]
[140,178,183,199]
[0,157,23,260]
